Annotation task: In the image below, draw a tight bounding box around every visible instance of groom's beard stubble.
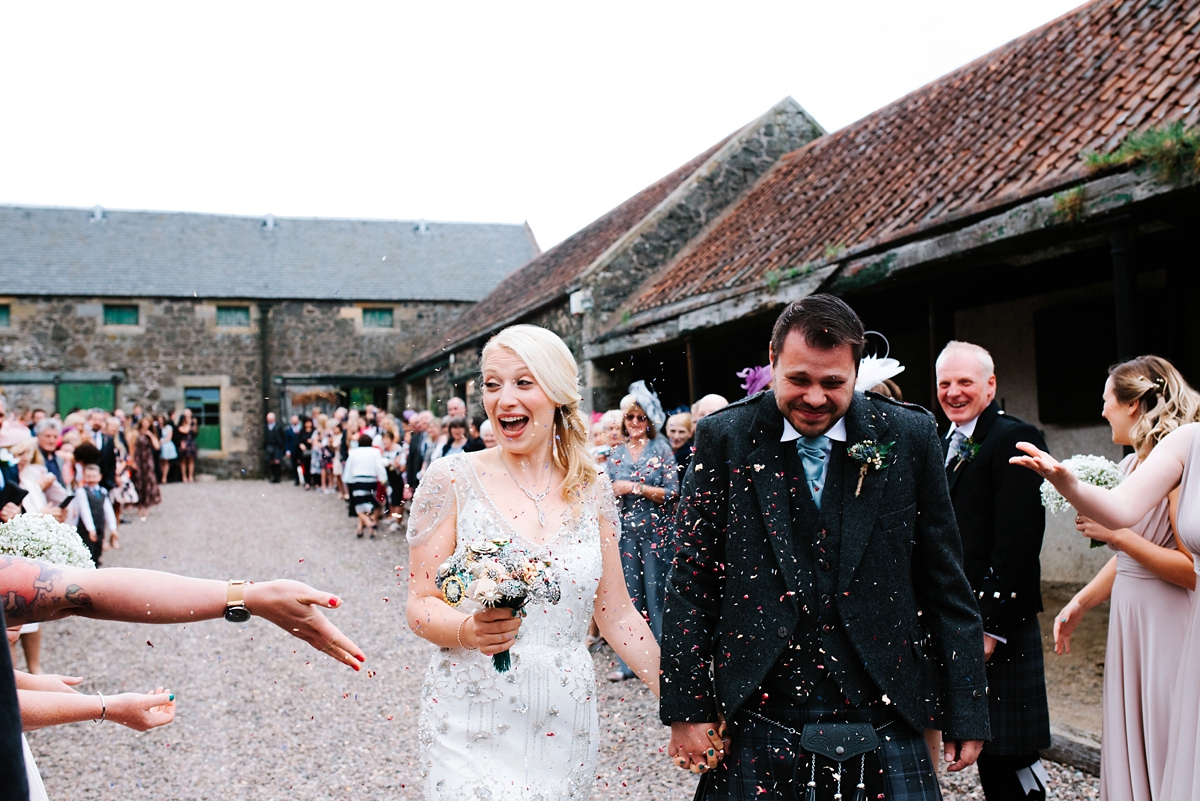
[781,398,847,438]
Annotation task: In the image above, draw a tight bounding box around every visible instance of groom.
[661,294,990,798]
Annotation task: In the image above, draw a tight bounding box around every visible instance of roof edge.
[575,96,820,291]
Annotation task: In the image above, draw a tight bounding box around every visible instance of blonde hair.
[8,437,43,466]
[1109,355,1200,459]
[619,395,658,439]
[600,409,623,429]
[666,412,694,434]
[481,325,597,510]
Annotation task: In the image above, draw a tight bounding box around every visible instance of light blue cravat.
[796,435,831,509]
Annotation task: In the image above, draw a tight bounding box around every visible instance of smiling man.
[936,341,1051,800]
[662,294,989,800]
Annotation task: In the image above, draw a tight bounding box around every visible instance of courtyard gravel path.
[25,480,1098,799]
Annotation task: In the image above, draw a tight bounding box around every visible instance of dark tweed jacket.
[942,401,1048,636]
[660,390,991,741]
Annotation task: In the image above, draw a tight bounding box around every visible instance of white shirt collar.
[781,416,848,443]
[948,415,980,438]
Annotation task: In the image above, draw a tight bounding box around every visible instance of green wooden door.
[57,383,115,416]
[184,387,222,450]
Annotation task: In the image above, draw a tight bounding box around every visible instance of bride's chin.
[500,434,552,458]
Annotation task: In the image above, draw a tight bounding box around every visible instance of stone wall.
[0,296,469,477]
[268,300,469,379]
[412,300,585,417]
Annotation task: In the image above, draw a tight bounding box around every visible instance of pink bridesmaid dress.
[1100,455,1191,800]
[1158,426,1200,798]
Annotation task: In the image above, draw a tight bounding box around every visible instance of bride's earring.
[552,407,561,462]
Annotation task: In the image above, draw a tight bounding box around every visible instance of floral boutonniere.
[0,449,17,468]
[846,439,895,496]
[951,435,981,471]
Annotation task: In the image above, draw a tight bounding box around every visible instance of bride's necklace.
[500,453,554,527]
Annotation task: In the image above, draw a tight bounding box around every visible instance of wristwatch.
[224,580,251,623]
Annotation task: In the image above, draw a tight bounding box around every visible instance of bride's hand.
[468,607,523,656]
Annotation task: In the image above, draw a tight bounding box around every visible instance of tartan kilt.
[694,694,941,801]
[983,616,1051,755]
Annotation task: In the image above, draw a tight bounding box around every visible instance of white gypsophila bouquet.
[0,513,96,570]
[1040,455,1123,548]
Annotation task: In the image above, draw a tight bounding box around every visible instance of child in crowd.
[67,444,115,566]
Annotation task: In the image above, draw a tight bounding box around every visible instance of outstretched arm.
[1011,423,1194,529]
[0,556,364,669]
[18,687,175,733]
[592,496,660,697]
[1054,556,1116,655]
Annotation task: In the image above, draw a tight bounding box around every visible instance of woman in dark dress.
[296,419,314,490]
[176,409,198,483]
[131,416,162,517]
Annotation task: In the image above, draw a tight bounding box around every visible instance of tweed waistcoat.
[759,445,879,706]
[77,487,107,537]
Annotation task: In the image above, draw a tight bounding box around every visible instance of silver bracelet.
[95,692,106,723]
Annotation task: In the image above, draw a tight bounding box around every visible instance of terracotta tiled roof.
[407,135,732,364]
[626,0,1200,317]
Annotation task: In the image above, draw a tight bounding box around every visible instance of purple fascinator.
[736,365,773,396]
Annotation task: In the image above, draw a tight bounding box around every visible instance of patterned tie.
[946,429,965,467]
[796,435,830,509]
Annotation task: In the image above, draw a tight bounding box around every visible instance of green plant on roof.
[1084,121,1200,185]
[823,242,846,260]
[620,309,632,325]
[1052,186,1086,225]
[764,262,817,293]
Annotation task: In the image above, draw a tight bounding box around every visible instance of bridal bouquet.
[436,535,561,672]
[0,513,95,569]
[1039,454,1123,548]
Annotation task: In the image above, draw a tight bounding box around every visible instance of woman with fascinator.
[604,380,679,682]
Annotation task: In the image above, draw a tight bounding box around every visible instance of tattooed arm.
[0,556,366,669]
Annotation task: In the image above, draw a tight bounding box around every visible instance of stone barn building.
[399,0,1200,586]
[0,206,538,476]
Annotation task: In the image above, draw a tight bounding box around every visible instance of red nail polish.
[356,654,365,662]
[329,598,339,607]
[352,662,360,671]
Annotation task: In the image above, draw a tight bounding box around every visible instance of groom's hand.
[670,721,725,773]
[943,739,984,772]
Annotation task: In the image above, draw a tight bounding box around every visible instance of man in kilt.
[937,342,1051,800]
[661,295,990,799]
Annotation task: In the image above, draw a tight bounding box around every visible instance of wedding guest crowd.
[0,402,190,533]
[268,403,492,539]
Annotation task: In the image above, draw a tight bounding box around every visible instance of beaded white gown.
[407,454,613,800]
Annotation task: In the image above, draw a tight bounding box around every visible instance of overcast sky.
[1,1,1085,249]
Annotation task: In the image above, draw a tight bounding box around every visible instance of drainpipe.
[259,302,272,476]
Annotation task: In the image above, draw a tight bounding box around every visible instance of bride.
[405,325,667,799]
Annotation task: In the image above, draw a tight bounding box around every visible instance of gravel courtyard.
[24,480,1098,799]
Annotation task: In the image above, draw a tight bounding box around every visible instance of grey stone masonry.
[583,98,824,320]
[0,296,468,477]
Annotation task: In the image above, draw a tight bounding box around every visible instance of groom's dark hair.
[770,294,866,368]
